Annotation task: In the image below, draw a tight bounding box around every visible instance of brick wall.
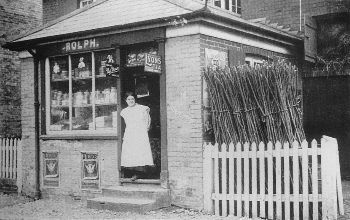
[43,0,79,23]
[242,0,346,31]
[165,33,297,209]
[20,56,36,196]
[0,0,42,137]
[40,140,119,197]
[165,35,203,209]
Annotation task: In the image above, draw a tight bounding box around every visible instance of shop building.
[3,0,303,209]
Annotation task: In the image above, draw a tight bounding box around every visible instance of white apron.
[120,104,154,167]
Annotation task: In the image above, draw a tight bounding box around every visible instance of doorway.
[120,52,161,181]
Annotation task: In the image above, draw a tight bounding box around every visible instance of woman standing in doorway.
[120,92,154,180]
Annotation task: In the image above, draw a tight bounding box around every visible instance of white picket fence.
[0,138,22,192]
[203,136,344,220]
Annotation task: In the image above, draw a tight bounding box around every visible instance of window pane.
[93,50,118,131]
[50,56,70,131]
[71,53,93,130]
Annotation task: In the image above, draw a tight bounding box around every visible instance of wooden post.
[284,142,291,220]
[229,142,235,216]
[275,141,282,220]
[17,139,23,194]
[292,140,300,220]
[222,143,228,216]
[259,142,266,218]
[267,142,273,219]
[302,140,309,220]
[213,143,220,216]
[311,139,319,220]
[243,142,249,217]
[251,142,258,218]
[236,142,242,217]
[203,143,214,213]
[321,136,337,219]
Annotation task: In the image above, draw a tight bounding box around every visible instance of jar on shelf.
[57,91,63,105]
[62,93,69,106]
[110,87,117,103]
[75,91,83,106]
[103,88,111,104]
[83,91,90,105]
[95,90,102,104]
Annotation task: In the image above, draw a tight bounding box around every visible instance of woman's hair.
[124,91,136,100]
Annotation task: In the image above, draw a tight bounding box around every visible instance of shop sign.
[62,38,100,52]
[144,53,162,74]
[43,152,59,187]
[81,152,100,190]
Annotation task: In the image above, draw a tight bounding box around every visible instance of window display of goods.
[50,124,64,131]
[95,116,112,128]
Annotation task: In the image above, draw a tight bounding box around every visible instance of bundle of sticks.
[204,59,305,144]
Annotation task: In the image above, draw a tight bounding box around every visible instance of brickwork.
[165,35,203,209]
[20,57,36,196]
[165,32,297,209]
[43,0,79,23]
[40,140,119,197]
[0,0,42,137]
[242,0,346,31]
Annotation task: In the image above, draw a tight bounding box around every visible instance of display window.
[46,50,119,134]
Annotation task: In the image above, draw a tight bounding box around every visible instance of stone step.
[102,184,169,200]
[87,184,171,213]
[87,197,159,213]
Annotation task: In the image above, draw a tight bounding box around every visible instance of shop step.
[87,197,157,213]
[87,184,171,213]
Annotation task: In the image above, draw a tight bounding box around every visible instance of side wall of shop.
[165,30,299,209]
[20,57,37,196]
[165,34,203,209]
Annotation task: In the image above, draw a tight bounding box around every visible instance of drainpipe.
[28,49,41,199]
[299,0,302,31]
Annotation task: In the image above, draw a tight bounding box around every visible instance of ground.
[0,182,349,219]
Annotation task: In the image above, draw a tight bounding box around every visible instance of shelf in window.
[51,78,69,82]
[51,105,69,108]
[72,103,118,108]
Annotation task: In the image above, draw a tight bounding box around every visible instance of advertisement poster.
[144,53,162,74]
[81,152,100,190]
[43,152,59,187]
[204,48,228,69]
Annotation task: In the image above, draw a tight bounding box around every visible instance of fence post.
[321,136,337,219]
[17,139,23,194]
[203,143,214,213]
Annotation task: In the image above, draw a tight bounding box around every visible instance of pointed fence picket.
[0,138,22,193]
[203,136,344,220]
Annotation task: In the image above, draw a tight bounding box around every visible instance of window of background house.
[46,50,118,134]
[245,55,266,67]
[232,0,241,14]
[79,0,95,8]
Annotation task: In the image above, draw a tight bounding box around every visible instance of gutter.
[27,49,41,200]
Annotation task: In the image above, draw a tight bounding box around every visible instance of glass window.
[46,50,118,134]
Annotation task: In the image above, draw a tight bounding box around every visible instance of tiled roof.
[249,17,300,36]
[14,0,203,42]
[8,0,301,47]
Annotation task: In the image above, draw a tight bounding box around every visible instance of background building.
[0,0,42,137]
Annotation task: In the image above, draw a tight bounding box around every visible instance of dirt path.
[0,194,248,220]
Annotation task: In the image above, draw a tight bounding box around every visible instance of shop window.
[79,0,95,8]
[46,50,118,134]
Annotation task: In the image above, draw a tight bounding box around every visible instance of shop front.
[35,29,168,195]
[4,0,303,209]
